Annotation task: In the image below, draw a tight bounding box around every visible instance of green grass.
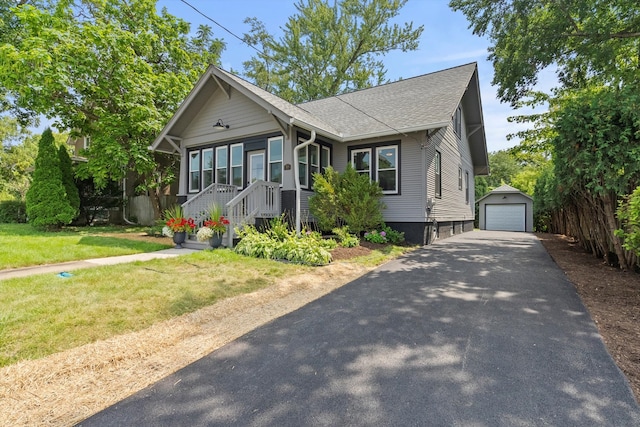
[0,224,414,368]
[0,224,171,269]
[0,250,307,367]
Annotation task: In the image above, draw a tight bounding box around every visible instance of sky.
[30,0,550,152]
[154,0,551,153]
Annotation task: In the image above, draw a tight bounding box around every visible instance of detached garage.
[478,184,533,232]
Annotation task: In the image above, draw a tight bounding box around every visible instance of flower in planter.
[196,203,230,242]
[163,205,196,234]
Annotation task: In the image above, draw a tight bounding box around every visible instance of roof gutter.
[294,130,316,235]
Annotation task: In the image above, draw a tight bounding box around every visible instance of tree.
[243,0,423,103]
[25,129,76,228]
[449,0,640,105]
[58,144,80,217]
[0,0,224,217]
[0,116,38,200]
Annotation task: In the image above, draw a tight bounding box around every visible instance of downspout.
[122,178,136,225]
[293,130,316,235]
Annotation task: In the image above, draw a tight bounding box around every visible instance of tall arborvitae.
[25,129,76,229]
[58,144,80,218]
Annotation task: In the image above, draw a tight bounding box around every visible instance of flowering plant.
[163,205,196,234]
[196,203,230,241]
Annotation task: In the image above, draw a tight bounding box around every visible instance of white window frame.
[189,150,200,193]
[268,136,283,184]
[202,148,214,189]
[298,140,309,189]
[376,145,398,194]
[83,136,91,150]
[351,148,372,179]
[321,146,330,173]
[458,167,463,190]
[230,143,243,188]
[215,146,227,184]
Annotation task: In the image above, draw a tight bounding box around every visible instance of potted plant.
[196,203,230,248]
[163,205,196,248]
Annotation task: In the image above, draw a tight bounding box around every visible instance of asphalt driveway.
[79,231,640,426]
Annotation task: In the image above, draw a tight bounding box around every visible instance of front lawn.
[0,224,172,269]
[0,250,308,367]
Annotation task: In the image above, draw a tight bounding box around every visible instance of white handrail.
[182,183,238,228]
[226,180,281,247]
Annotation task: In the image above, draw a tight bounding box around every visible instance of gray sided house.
[150,63,489,245]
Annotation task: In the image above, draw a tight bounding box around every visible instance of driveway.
[79,231,640,426]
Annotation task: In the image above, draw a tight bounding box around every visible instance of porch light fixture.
[213,119,229,130]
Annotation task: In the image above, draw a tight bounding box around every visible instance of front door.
[248,151,265,185]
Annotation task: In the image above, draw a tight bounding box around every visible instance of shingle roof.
[298,63,477,139]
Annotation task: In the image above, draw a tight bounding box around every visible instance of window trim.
[458,167,463,191]
[376,145,398,195]
[351,148,372,179]
[435,150,442,199]
[230,143,243,188]
[268,136,283,185]
[348,141,400,195]
[202,148,214,189]
[215,145,228,184]
[189,150,201,193]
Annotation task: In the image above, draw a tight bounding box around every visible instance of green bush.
[59,145,80,217]
[332,226,360,248]
[616,186,640,257]
[309,164,385,234]
[235,217,334,265]
[0,200,27,223]
[25,129,77,229]
[363,224,405,244]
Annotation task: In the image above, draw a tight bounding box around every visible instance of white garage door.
[485,204,526,232]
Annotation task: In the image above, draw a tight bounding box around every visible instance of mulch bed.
[537,233,640,401]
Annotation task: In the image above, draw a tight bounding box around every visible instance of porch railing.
[182,183,238,228]
[226,180,281,246]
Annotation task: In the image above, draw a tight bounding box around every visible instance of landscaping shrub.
[235,217,335,265]
[0,200,27,223]
[332,226,360,248]
[363,224,405,244]
[58,145,80,217]
[25,129,77,229]
[309,164,385,234]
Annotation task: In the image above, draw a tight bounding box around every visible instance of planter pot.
[172,231,186,248]
[209,233,223,249]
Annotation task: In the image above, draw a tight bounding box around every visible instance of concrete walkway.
[0,248,198,280]
[79,231,640,426]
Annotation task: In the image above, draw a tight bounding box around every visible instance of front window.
[189,151,200,193]
[216,146,227,184]
[376,146,397,194]
[298,144,308,188]
[321,146,330,173]
[202,148,213,189]
[231,143,243,188]
[351,148,371,178]
[458,167,463,190]
[268,137,283,184]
